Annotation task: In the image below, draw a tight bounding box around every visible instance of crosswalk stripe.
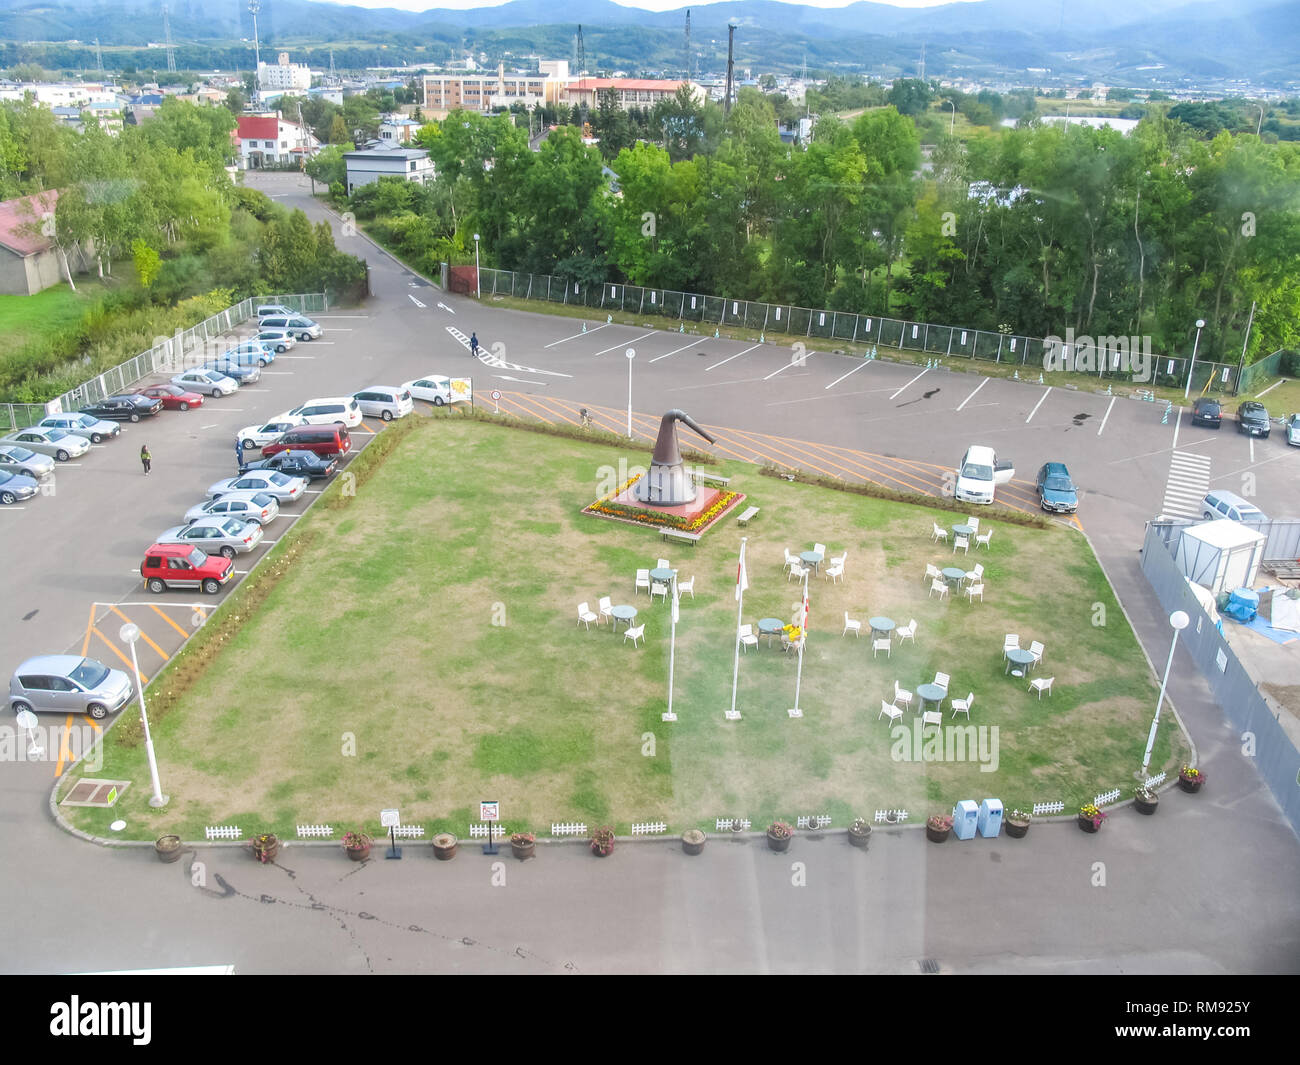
[1159,449,1210,519]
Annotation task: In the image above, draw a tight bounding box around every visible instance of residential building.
[565,78,702,111]
[258,52,313,93]
[235,114,320,169]
[379,115,421,144]
[342,147,435,195]
[0,190,90,296]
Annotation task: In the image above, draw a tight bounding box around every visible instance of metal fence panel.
[1141,525,1300,833]
[1148,518,1300,565]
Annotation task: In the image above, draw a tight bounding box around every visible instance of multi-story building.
[564,77,702,111]
[235,114,320,169]
[378,115,422,144]
[258,53,313,93]
[342,147,435,195]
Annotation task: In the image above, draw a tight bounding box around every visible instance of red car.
[141,543,234,595]
[137,384,205,412]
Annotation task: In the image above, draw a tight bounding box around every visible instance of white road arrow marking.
[437,302,455,314]
[408,294,427,309]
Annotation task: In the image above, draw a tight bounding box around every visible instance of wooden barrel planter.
[847,824,872,849]
[1178,774,1204,794]
[432,833,458,860]
[510,836,536,860]
[681,829,706,856]
[251,834,280,863]
[1004,819,1030,839]
[766,830,792,853]
[1134,794,1159,816]
[925,823,951,843]
[155,834,183,863]
[345,842,372,861]
[1077,815,1101,834]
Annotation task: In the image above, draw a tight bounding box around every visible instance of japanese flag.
[735,544,748,602]
[671,579,680,625]
[802,587,810,631]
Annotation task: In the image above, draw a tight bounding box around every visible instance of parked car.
[1,427,90,461]
[1202,489,1267,523]
[140,542,234,595]
[204,358,261,385]
[238,417,308,452]
[38,412,120,444]
[258,314,322,340]
[954,445,1015,505]
[136,384,204,411]
[401,375,454,406]
[185,491,280,527]
[220,340,277,366]
[281,396,362,428]
[1035,461,1079,513]
[1236,401,1271,437]
[353,386,414,421]
[0,469,39,504]
[241,449,338,480]
[260,424,350,460]
[255,303,298,319]
[157,516,265,558]
[172,368,238,397]
[0,444,55,481]
[1191,397,1222,428]
[80,394,163,422]
[9,654,133,719]
[1285,413,1300,447]
[207,470,307,503]
[253,328,296,353]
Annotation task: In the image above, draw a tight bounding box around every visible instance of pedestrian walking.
[470,332,479,358]
[140,444,152,476]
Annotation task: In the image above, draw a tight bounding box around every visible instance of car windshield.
[187,548,207,567]
[221,519,244,535]
[45,428,68,440]
[70,658,110,689]
[5,447,35,460]
[961,463,993,480]
[1045,476,1075,492]
[269,472,292,486]
[251,493,275,507]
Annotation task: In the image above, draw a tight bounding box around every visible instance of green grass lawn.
[0,282,97,351]
[66,417,1189,841]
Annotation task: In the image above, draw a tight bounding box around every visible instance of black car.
[1236,401,1271,438]
[239,449,338,480]
[80,394,164,422]
[1191,397,1222,428]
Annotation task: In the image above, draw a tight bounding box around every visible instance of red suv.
[141,543,235,595]
[261,424,351,459]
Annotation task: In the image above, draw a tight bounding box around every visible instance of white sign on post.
[480,801,499,822]
[380,808,400,828]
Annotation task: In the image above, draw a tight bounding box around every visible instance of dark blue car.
[1036,462,1078,513]
[204,359,261,385]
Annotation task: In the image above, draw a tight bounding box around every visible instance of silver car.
[1287,413,1300,447]
[238,417,307,451]
[253,328,297,353]
[38,412,120,444]
[185,490,281,526]
[0,470,39,504]
[353,386,414,421]
[0,444,55,480]
[9,654,133,720]
[208,470,307,503]
[2,427,91,461]
[171,368,238,397]
[157,516,265,557]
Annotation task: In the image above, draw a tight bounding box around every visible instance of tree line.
[345,86,1300,363]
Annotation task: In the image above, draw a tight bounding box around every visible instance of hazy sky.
[318,0,969,11]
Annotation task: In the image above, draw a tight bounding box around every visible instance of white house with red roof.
[235,114,320,169]
[0,190,85,296]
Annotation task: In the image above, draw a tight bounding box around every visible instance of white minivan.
[259,314,322,341]
[954,445,1015,504]
[353,386,414,422]
[283,396,362,428]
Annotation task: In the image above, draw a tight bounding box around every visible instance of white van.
[1202,489,1267,523]
[353,386,414,422]
[954,445,1015,504]
[259,314,322,341]
[255,303,298,319]
[283,396,362,428]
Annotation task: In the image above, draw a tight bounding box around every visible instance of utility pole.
[724,21,736,115]
[684,9,691,81]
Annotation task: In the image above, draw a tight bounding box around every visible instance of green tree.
[131,238,162,288]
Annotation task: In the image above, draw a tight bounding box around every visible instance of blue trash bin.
[978,798,1003,838]
[953,800,978,840]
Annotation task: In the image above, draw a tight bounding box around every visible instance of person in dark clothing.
[470,332,479,357]
[140,444,152,475]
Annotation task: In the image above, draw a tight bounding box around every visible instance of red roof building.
[0,190,70,296]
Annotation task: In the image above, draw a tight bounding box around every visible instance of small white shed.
[1174,519,1266,596]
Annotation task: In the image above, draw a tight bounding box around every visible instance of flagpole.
[664,573,679,722]
[789,567,808,718]
[728,537,747,720]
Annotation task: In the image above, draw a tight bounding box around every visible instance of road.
[0,170,1297,975]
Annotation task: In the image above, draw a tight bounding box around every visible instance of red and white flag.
[735,543,748,602]
[801,587,810,632]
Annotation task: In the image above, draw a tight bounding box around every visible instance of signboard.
[449,377,473,404]
[490,390,501,401]
[479,801,499,822]
[44,399,63,416]
[380,808,400,828]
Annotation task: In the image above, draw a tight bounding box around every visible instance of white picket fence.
[1143,771,1167,788]
[468,824,506,839]
[874,809,909,824]
[204,825,241,840]
[797,815,832,829]
[393,825,425,839]
[715,817,751,831]
[1032,801,1065,816]
[296,824,334,838]
[551,822,588,836]
[630,822,668,835]
[1095,788,1122,807]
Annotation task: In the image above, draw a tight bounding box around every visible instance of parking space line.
[889,368,928,400]
[149,604,191,640]
[763,352,815,381]
[107,605,168,662]
[824,361,872,390]
[650,340,708,363]
[1171,407,1181,450]
[1025,386,1051,423]
[544,323,607,348]
[1097,396,1117,436]
[704,343,762,372]
[81,603,95,657]
[90,625,149,683]
[591,331,657,357]
[1249,437,1255,463]
[956,377,989,411]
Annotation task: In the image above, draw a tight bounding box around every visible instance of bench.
[692,471,731,487]
[661,528,701,546]
[736,505,760,526]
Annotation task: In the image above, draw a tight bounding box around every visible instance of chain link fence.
[26,293,328,419]
[472,266,1272,395]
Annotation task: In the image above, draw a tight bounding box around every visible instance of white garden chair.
[931,522,948,544]
[624,623,645,648]
[1003,633,1020,652]
[824,561,845,584]
[965,563,984,584]
[953,534,970,555]
[783,548,797,573]
[842,612,861,638]
[657,558,671,570]
[788,562,808,582]
[950,692,974,719]
[924,563,942,584]
[934,671,950,692]
[1029,676,1054,698]
[879,700,904,725]
[635,569,650,595]
[976,528,993,550]
[677,576,695,599]
[1029,640,1045,666]
[813,542,826,557]
[965,582,984,603]
[739,623,759,652]
[577,602,598,630]
[893,679,913,710]
[929,577,949,600]
[966,516,980,534]
[896,619,917,645]
[598,595,613,625]
[872,637,892,659]
[922,710,943,727]
[650,580,668,602]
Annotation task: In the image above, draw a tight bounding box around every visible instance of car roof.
[963,445,996,462]
[15,654,92,674]
[1042,461,1070,475]
[145,542,203,556]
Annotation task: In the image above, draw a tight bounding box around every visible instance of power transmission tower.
[684,9,691,81]
[162,3,176,73]
[95,38,104,77]
[576,24,586,77]
[328,49,336,80]
[249,0,262,73]
[918,42,925,83]
[724,21,736,115]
